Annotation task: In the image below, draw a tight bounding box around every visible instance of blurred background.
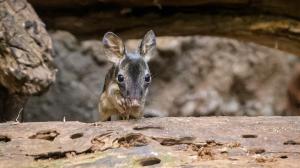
[3,0,300,122]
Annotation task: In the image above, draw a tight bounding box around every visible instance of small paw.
[116,99,126,113]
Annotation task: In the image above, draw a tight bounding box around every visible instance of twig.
[15,107,23,123]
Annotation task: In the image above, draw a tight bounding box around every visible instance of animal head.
[102,30,156,108]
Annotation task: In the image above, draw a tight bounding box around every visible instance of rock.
[146,36,297,117]
[25,32,299,121]
[286,64,300,115]
[24,31,110,122]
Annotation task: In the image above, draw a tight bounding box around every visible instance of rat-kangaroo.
[99,30,156,121]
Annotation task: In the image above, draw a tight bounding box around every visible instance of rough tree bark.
[28,0,300,57]
[0,0,56,122]
[0,117,299,167]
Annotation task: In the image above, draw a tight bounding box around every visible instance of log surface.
[0,117,299,167]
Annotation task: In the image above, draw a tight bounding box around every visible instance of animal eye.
[117,74,124,83]
[145,74,151,82]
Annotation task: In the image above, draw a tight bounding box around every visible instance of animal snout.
[126,90,143,97]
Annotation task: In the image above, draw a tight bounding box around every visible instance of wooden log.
[0,117,299,167]
[0,0,56,121]
[27,0,300,19]
[27,0,300,57]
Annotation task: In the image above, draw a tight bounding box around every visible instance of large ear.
[139,30,156,62]
[102,32,125,63]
